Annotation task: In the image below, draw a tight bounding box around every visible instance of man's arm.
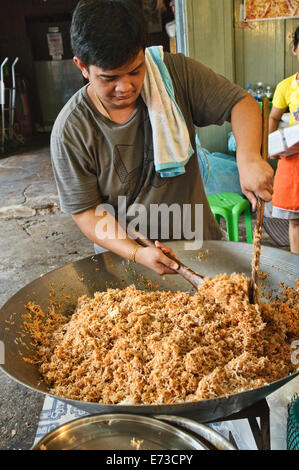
[72,205,179,275]
[165,54,271,209]
[230,94,274,209]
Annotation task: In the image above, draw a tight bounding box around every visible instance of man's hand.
[154,240,178,260]
[230,94,275,209]
[135,244,179,275]
[237,155,274,210]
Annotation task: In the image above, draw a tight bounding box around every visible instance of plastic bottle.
[47,26,63,60]
[246,83,253,95]
[265,85,273,100]
[255,82,265,102]
[246,83,257,99]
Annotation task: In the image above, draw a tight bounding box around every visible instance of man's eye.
[98,76,115,82]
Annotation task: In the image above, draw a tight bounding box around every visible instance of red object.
[272,153,299,211]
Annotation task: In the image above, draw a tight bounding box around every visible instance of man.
[51,0,274,275]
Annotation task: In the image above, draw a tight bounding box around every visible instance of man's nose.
[115,76,134,93]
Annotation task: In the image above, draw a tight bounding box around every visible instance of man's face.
[74,49,146,112]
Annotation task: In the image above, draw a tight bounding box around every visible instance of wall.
[0,0,173,131]
[183,0,299,153]
[184,0,234,153]
[234,0,298,89]
[0,0,79,127]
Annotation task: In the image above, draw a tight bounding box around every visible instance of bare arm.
[230,94,274,209]
[269,105,287,133]
[72,205,179,275]
[268,105,288,160]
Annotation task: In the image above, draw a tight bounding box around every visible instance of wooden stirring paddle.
[128,228,204,289]
[248,97,269,304]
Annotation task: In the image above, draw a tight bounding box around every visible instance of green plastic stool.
[207,192,253,243]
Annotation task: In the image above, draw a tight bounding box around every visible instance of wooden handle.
[249,97,270,304]
[261,97,269,160]
[256,97,270,221]
[134,236,203,289]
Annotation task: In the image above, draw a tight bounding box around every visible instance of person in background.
[51,0,274,276]
[269,26,299,254]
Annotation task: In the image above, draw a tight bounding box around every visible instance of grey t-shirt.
[50,52,247,241]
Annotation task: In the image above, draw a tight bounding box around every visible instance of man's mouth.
[115,94,133,100]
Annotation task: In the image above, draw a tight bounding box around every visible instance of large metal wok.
[0,241,298,422]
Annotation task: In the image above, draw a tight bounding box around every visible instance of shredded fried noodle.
[22,274,299,404]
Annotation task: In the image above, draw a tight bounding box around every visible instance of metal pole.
[0,57,9,153]
[9,57,19,141]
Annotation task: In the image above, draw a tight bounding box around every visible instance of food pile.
[245,0,299,20]
[23,273,299,404]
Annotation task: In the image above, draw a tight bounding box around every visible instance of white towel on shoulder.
[141,46,193,178]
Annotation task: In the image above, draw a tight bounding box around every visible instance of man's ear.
[73,56,89,80]
[291,45,297,56]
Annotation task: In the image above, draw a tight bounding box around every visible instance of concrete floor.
[0,141,288,449]
[0,143,94,449]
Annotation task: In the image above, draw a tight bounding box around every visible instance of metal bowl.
[32,413,236,450]
[1,241,298,421]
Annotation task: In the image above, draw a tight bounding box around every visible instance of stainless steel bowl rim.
[32,412,235,450]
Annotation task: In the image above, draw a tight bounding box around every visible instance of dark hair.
[294,26,299,49]
[70,0,147,70]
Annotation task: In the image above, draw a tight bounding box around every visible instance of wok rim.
[1,359,298,409]
[1,240,298,418]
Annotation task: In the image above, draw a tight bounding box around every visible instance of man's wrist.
[236,150,262,163]
[130,245,141,263]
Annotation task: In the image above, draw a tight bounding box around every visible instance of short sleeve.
[272,80,288,110]
[50,126,101,214]
[165,54,248,127]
